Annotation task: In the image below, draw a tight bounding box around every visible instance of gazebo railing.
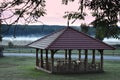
[53,60,101,73]
[39,59,101,73]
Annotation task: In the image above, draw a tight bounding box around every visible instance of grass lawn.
[0,56,120,80]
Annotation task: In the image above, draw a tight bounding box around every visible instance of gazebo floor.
[37,60,103,74]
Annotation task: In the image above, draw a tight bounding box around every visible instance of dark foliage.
[1,24,65,37]
[62,0,120,40]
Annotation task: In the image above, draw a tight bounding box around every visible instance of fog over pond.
[1,24,120,46]
[1,36,120,46]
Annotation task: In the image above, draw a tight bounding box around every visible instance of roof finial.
[67,18,69,27]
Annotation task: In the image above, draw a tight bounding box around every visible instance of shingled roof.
[28,27,115,50]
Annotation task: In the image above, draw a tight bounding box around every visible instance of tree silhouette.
[62,0,120,40]
[0,11,3,57]
[80,23,89,34]
[0,0,46,57]
[0,0,46,25]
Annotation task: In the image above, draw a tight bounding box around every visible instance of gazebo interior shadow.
[36,49,104,74]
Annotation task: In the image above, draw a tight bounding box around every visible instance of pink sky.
[29,0,94,26]
[1,0,119,26]
[35,0,120,26]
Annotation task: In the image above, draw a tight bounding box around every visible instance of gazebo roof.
[28,27,115,50]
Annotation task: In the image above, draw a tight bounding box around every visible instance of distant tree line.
[1,24,64,37]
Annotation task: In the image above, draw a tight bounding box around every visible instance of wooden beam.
[68,50,72,70]
[84,50,88,71]
[92,50,95,64]
[40,49,43,68]
[100,50,104,71]
[65,49,67,60]
[52,50,58,53]
[45,49,49,70]
[51,50,55,73]
[78,49,81,60]
[36,48,39,67]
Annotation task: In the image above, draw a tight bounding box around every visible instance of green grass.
[0,56,120,80]
[3,47,36,53]
[104,49,120,55]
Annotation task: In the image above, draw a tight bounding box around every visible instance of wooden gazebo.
[28,27,115,74]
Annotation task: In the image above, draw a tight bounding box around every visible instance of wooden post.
[45,49,49,70]
[40,49,43,68]
[78,49,81,60]
[65,49,67,60]
[84,50,88,71]
[92,50,95,64]
[36,48,39,67]
[100,50,104,71]
[68,50,72,70]
[51,50,55,73]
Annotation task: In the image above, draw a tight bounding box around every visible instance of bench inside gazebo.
[28,27,115,74]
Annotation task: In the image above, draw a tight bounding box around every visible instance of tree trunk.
[0,46,4,57]
[0,16,4,57]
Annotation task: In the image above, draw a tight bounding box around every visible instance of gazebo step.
[35,66,52,73]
